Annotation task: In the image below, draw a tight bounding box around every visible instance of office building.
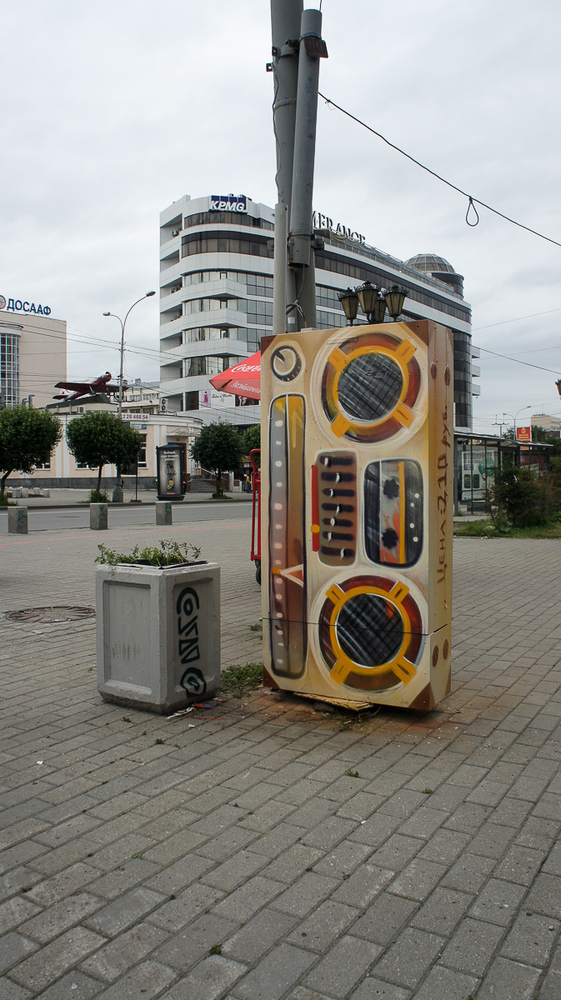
[158,194,477,429]
[0,299,66,409]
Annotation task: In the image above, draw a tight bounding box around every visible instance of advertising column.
[156,444,185,501]
[261,320,453,711]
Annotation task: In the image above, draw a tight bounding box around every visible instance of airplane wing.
[54,381,90,391]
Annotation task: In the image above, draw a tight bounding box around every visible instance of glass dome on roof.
[406,254,456,274]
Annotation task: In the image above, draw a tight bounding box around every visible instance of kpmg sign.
[210,194,247,212]
[0,294,51,316]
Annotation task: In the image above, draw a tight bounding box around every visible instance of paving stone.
[468,878,528,926]
[83,886,165,937]
[0,931,39,974]
[196,825,257,862]
[0,979,34,999]
[352,892,418,946]
[24,862,100,906]
[8,927,106,991]
[475,956,541,999]
[212,876,284,922]
[368,835,424,872]
[302,815,359,850]
[20,891,103,943]
[202,850,268,892]
[441,852,495,893]
[304,934,381,997]
[230,942,316,1000]
[500,911,559,967]
[249,824,304,859]
[349,978,411,999]
[387,859,447,902]
[224,908,298,963]
[82,959,177,998]
[371,927,445,988]
[272,871,340,917]
[80,921,170,981]
[410,965,479,1000]
[0,895,41,934]
[440,916,505,975]
[30,970,103,1000]
[312,840,372,879]
[410,886,472,935]
[396,806,447,840]
[494,845,546,886]
[286,899,359,953]
[258,844,323,884]
[517,816,561,851]
[538,968,561,1000]
[332,864,394,908]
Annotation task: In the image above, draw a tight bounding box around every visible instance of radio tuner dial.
[271,346,302,382]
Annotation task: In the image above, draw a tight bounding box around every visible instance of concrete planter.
[96,561,220,713]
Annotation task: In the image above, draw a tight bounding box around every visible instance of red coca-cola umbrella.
[209,351,261,401]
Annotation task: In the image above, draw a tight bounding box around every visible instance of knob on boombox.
[320,330,422,443]
[315,574,426,692]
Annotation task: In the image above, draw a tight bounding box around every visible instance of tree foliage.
[190,421,242,495]
[242,424,261,456]
[0,406,62,493]
[66,411,143,491]
[491,466,561,528]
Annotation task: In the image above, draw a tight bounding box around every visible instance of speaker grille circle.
[338,354,402,422]
[336,593,404,667]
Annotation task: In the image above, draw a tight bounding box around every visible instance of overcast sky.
[2,0,560,434]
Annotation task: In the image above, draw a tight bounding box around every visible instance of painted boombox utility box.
[260,320,453,711]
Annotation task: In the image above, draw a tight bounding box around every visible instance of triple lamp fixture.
[338,281,408,326]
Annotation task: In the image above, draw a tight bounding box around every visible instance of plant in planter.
[96,539,202,567]
[95,539,220,714]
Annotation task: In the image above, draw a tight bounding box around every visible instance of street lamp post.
[103,291,156,417]
[338,282,408,326]
[503,405,531,442]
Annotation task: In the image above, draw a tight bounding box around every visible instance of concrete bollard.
[90,503,108,530]
[8,506,28,534]
[156,501,172,526]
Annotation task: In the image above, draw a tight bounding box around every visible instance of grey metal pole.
[270,0,302,215]
[273,202,288,338]
[270,0,302,334]
[103,291,155,417]
[288,7,325,330]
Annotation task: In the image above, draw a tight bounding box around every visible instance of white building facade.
[159,194,478,430]
[0,296,66,409]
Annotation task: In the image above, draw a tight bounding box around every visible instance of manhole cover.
[3,606,96,624]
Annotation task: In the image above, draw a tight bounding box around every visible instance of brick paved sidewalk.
[1,533,561,999]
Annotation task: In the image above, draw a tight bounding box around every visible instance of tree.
[0,406,62,495]
[242,424,261,457]
[66,412,143,492]
[190,421,242,496]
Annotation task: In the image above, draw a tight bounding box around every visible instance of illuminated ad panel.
[261,321,453,711]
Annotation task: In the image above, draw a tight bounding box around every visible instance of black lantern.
[384,285,408,321]
[356,280,379,320]
[371,293,387,324]
[338,287,359,325]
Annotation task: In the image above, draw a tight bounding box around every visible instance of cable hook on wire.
[466,197,480,228]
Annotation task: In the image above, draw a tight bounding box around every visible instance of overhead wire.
[318,92,561,248]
